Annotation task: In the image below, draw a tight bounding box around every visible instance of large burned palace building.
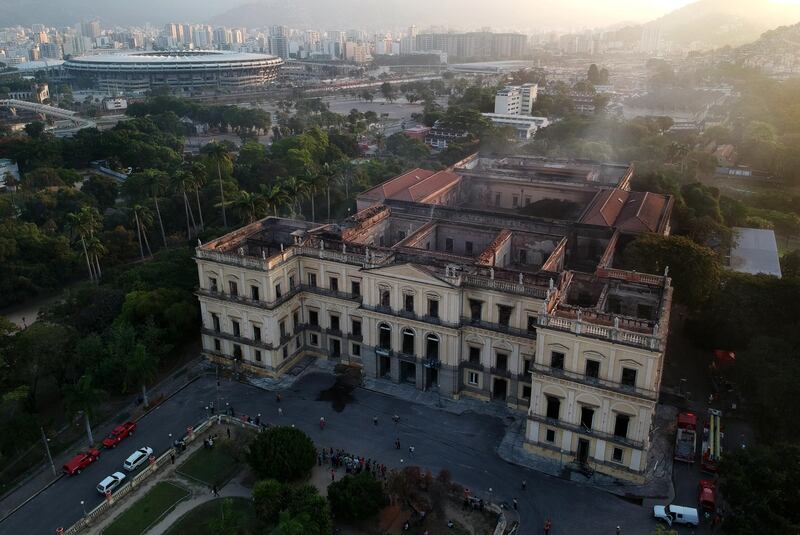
[195,155,674,482]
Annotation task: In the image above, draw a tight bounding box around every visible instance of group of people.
[320,447,389,480]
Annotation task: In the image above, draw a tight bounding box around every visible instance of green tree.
[781,250,800,278]
[202,142,233,228]
[328,472,387,522]
[281,176,311,218]
[66,206,103,283]
[260,184,289,217]
[82,175,119,210]
[64,375,105,447]
[380,82,396,102]
[253,479,286,527]
[247,426,315,482]
[124,343,158,407]
[130,204,154,260]
[624,234,721,308]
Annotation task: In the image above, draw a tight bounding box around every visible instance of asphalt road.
[1,373,664,535]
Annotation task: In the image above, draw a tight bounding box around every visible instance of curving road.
[0,372,663,535]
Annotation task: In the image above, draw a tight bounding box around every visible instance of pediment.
[364,263,454,288]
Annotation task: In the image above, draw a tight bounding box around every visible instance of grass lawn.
[176,442,242,487]
[103,481,189,535]
[165,497,257,535]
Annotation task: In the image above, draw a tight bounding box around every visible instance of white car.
[96,472,126,495]
[123,446,154,471]
[654,504,700,527]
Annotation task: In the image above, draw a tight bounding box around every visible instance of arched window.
[426,333,440,360]
[402,328,415,355]
[378,323,391,350]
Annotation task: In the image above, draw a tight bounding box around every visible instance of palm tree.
[85,236,106,280]
[66,206,103,282]
[64,375,105,447]
[125,344,158,408]
[172,170,198,239]
[203,142,232,228]
[319,163,337,221]
[130,204,154,261]
[260,183,289,217]
[185,162,207,231]
[281,176,310,218]
[223,190,266,224]
[139,169,169,248]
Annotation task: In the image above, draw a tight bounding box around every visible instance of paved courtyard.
[0,368,681,535]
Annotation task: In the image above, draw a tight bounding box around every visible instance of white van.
[654,504,700,527]
[96,472,126,495]
[123,446,154,471]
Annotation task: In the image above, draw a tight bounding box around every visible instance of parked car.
[102,421,136,448]
[96,472,126,495]
[123,446,154,472]
[699,480,717,521]
[62,449,101,475]
[654,504,700,527]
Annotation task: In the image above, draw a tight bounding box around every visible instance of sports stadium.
[63,50,283,93]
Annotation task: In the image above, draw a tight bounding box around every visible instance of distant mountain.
[0,0,243,27]
[643,0,800,48]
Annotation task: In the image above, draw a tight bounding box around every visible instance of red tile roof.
[581,188,671,234]
[360,168,460,204]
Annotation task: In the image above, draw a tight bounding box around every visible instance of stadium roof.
[65,50,279,65]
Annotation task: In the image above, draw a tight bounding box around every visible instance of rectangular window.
[545,429,556,443]
[251,285,260,301]
[404,294,414,312]
[330,315,340,332]
[228,281,238,296]
[214,338,221,351]
[289,275,296,289]
[397,230,406,241]
[352,343,361,356]
[551,351,565,370]
[495,353,508,371]
[351,319,361,337]
[309,310,318,326]
[469,299,482,321]
[253,325,261,341]
[527,315,537,332]
[445,237,454,252]
[351,280,361,296]
[467,371,479,385]
[330,277,338,292]
[292,311,299,330]
[427,299,439,318]
[580,407,594,429]
[380,289,391,307]
[523,359,532,375]
[585,360,600,379]
[233,344,242,359]
[308,273,317,287]
[465,241,474,255]
[212,313,220,332]
[379,235,385,247]
[402,331,414,355]
[469,346,481,364]
[519,249,527,263]
[282,346,288,360]
[254,350,262,362]
[232,320,240,337]
[495,192,501,206]
[498,305,513,326]
[512,195,519,208]
[310,333,319,346]
[274,283,282,299]
[612,447,624,463]
[546,396,560,420]
[525,196,531,206]
[614,414,630,439]
[208,277,218,291]
[279,321,287,338]
[522,385,532,399]
[621,367,637,388]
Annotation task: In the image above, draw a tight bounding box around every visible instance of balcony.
[303,285,362,302]
[397,352,417,363]
[279,333,291,345]
[527,412,644,449]
[362,304,460,328]
[326,328,343,337]
[531,362,657,401]
[460,317,536,340]
[490,366,513,378]
[299,323,322,333]
[375,347,393,357]
[348,333,363,342]
[197,283,360,312]
[201,328,275,351]
[461,360,484,372]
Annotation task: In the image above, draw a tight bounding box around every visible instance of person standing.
[544,518,552,535]
[513,498,518,510]
[373,416,379,426]
[522,480,527,491]
[616,527,621,535]
[278,407,283,417]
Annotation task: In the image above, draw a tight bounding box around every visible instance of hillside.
[644,0,800,48]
